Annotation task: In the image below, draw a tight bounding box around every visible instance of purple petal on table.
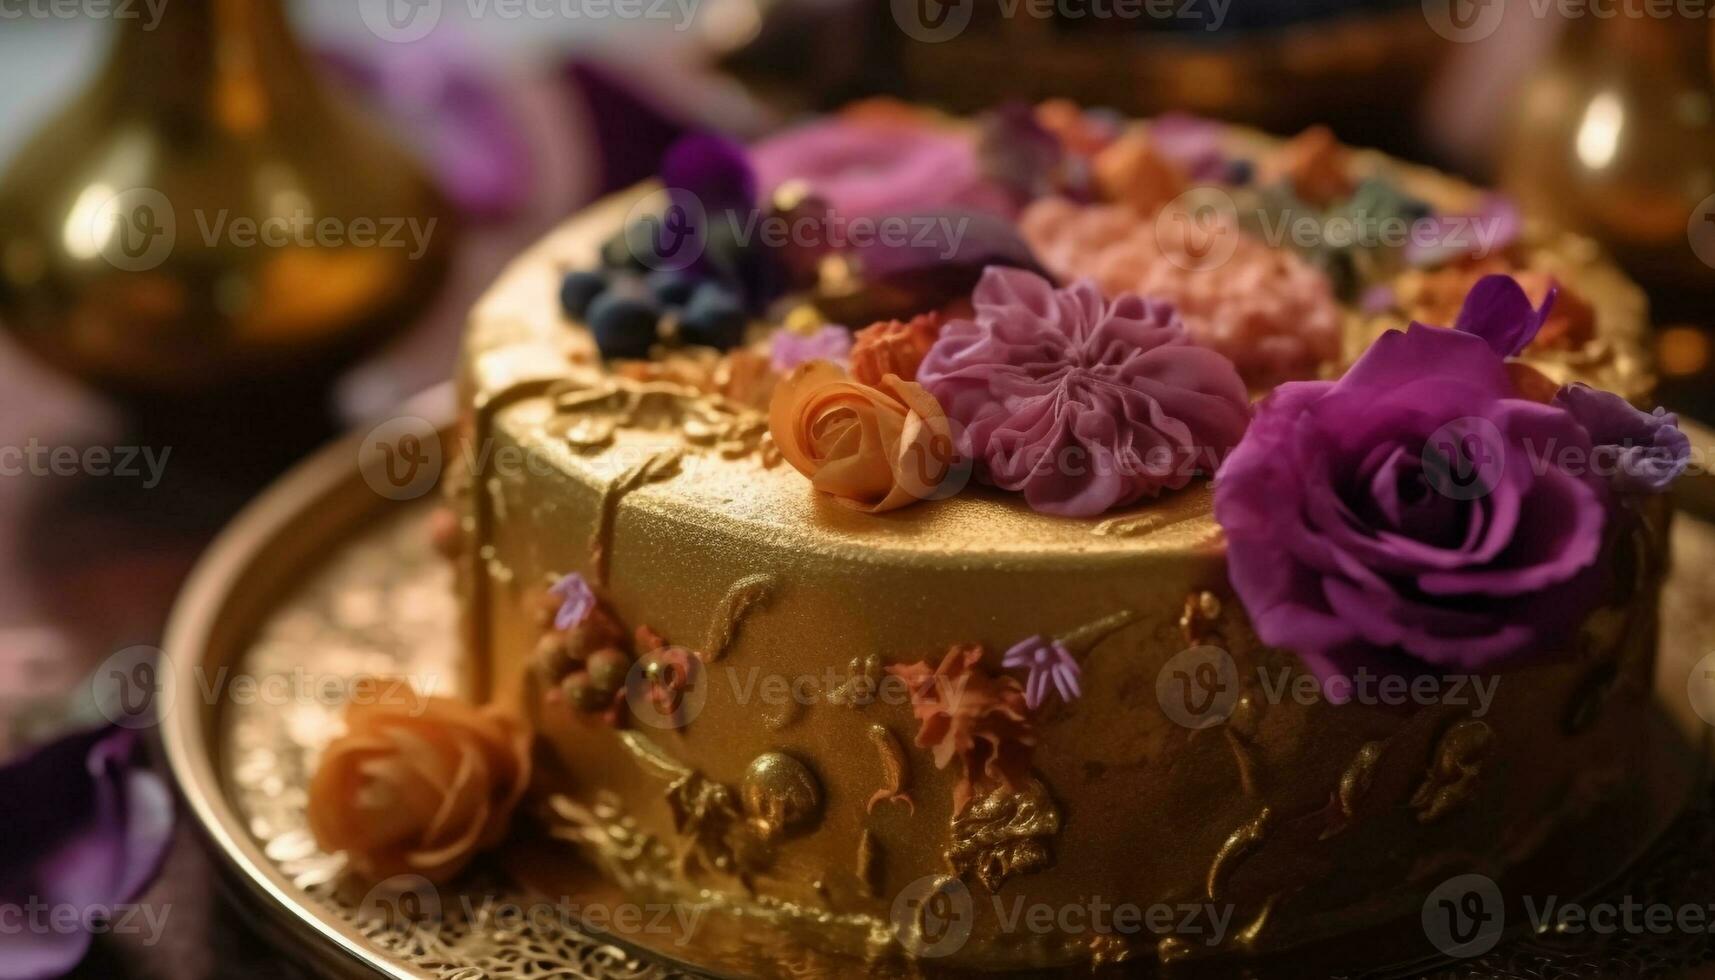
[319,45,534,221]
[0,726,174,980]
[1452,274,1555,358]
[566,60,699,196]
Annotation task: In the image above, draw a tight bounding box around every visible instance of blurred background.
[1,1,1713,975]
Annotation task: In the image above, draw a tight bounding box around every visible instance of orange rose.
[1261,125,1353,207]
[768,361,957,513]
[308,678,531,884]
[850,312,944,385]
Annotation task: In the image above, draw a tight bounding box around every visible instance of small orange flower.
[768,361,958,513]
[887,646,1035,812]
[850,312,944,385]
[1261,125,1354,207]
[308,679,531,884]
[1093,130,1187,215]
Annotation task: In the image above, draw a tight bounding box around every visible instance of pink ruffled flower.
[1020,197,1343,388]
[917,267,1252,517]
[770,325,852,373]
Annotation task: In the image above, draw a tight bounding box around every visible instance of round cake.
[442,103,1687,975]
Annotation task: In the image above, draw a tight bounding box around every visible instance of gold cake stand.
[161,384,1715,980]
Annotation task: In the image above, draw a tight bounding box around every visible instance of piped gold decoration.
[1207,807,1272,901]
[945,777,1062,892]
[1411,720,1495,824]
[830,656,884,709]
[591,448,684,586]
[740,752,823,839]
[703,573,778,663]
[553,378,774,462]
[856,829,883,898]
[865,725,913,814]
[1320,741,1387,840]
[1057,609,1139,656]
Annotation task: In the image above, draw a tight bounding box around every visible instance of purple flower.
[1553,383,1691,494]
[1002,636,1081,710]
[750,118,1013,218]
[661,132,757,215]
[1454,274,1555,357]
[770,325,851,373]
[549,573,597,631]
[917,267,1252,517]
[0,726,173,979]
[1213,315,1610,692]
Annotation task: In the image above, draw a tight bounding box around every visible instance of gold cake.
[444,107,1679,975]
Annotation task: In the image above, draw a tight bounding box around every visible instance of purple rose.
[0,725,173,978]
[918,267,1252,517]
[1213,320,1611,689]
[1553,383,1691,494]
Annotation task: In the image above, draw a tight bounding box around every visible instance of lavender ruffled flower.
[549,573,597,631]
[918,267,1252,517]
[1002,636,1081,711]
[0,726,173,979]
[1213,289,1611,691]
[1553,383,1691,494]
[770,325,851,374]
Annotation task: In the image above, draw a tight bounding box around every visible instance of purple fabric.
[1213,322,1610,692]
[770,325,852,373]
[1553,383,1691,494]
[1002,636,1081,710]
[0,726,173,979]
[750,118,1014,218]
[549,573,597,631]
[1453,274,1555,357]
[918,267,1252,517]
[320,45,533,220]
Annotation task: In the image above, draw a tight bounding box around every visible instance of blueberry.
[587,290,660,360]
[645,269,698,308]
[1225,159,1254,187]
[559,269,609,319]
[678,282,747,351]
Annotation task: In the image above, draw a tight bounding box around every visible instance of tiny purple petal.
[770,325,852,373]
[1452,274,1555,358]
[1360,284,1397,315]
[549,573,597,631]
[1553,383,1691,493]
[1406,194,1521,267]
[1149,112,1229,183]
[1003,635,1082,710]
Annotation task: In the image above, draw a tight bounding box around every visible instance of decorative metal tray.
[160,389,1715,980]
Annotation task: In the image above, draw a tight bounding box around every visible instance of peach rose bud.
[768,361,959,513]
[850,312,944,385]
[1093,129,1187,215]
[308,678,532,884]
